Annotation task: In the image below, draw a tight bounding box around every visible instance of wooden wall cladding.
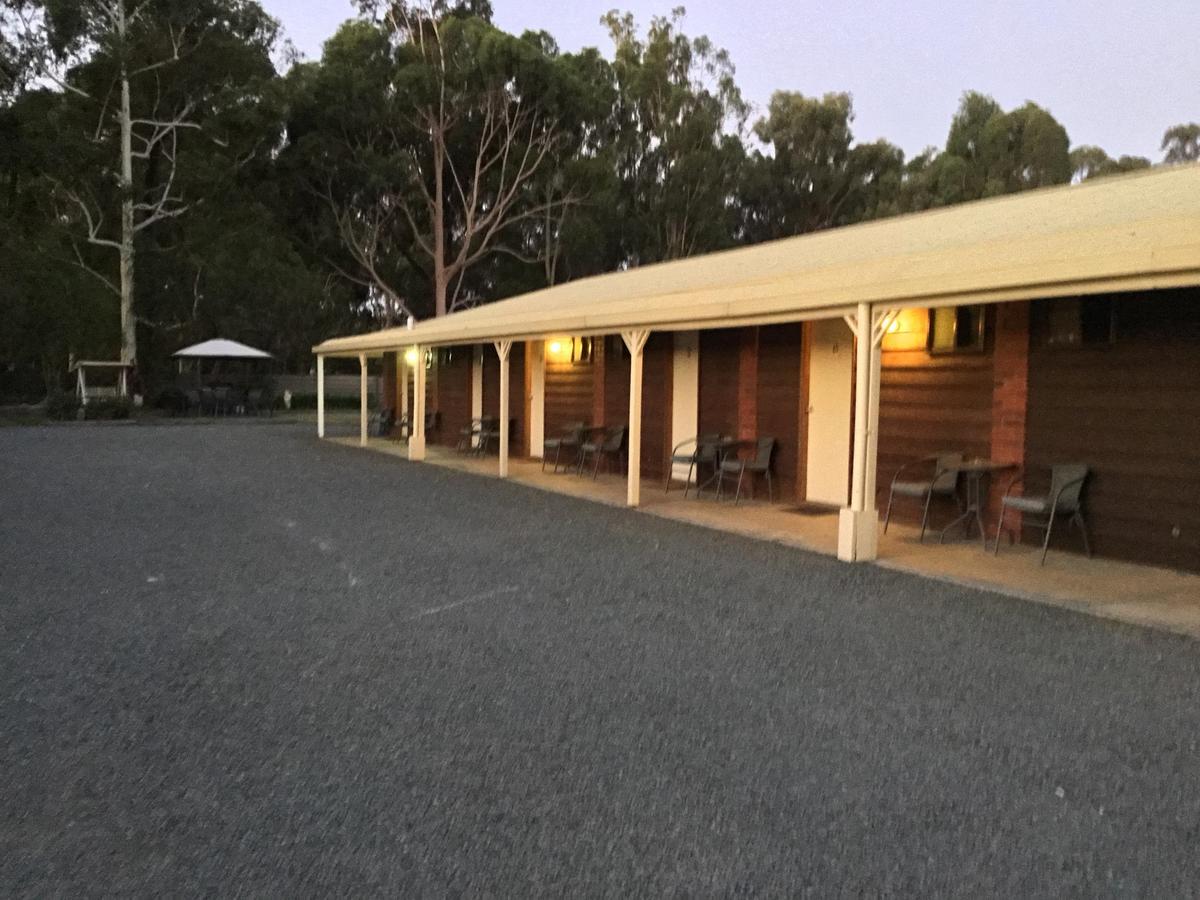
[434,346,473,448]
[545,352,594,438]
[1025,288,1200,571]
[877,308,994,523]
[698,328,743,437]
[755,323,804,503]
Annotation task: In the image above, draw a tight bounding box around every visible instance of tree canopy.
[0,1,1193,400]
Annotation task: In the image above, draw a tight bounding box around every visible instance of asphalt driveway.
[2,423,1198,896]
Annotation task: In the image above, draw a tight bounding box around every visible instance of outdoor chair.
[372,408,395,437]
[883,452,963,541]
[213,386,231,416]
[716,436,776,504]
[577,424,628,479]
[543,422,586,472]
[993,463,1091,565]
[457,417,483,453]
[665,433,721,497]
[475,416,503,455]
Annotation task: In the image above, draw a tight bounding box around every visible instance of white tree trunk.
[117,0,137,367]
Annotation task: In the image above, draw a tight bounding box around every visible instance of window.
[928,306,985,354]
[1036,297,1116,347]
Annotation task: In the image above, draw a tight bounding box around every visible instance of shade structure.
[313,164,1200,357]
[174,338,273,359]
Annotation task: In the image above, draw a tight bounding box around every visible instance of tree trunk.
[432,135,447,318]
[117,1,136,368]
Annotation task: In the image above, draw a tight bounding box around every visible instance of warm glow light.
[546,337,574,362]
[404,349,418,365]
[887,318,900,333]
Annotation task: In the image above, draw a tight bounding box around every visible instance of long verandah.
[332,434,1200,639]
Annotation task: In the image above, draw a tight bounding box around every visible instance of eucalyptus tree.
[741,91,904,243]
[300,1,585,319]
[1069,145,1150,181]
[16,0,277,368]
[602,7,748,264]
[1161,123,1200,163]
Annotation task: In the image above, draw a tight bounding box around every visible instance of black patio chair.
[716,436,776,504]
[457,417,483,453]
[577,424,627,479]
[475,416,504,455]
[372,408,395,437]
[883,452,963,542]
[993,463,1092,565]
[542,422,586,472]
[664,433,721,498]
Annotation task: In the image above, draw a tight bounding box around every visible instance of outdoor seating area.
[665,434,777,504]
[884,454,1093,566]
[181,385,275,417]
[540,423,629,478]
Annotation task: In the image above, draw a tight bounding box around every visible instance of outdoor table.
[939,459,1018,548]
[694,436,745,497]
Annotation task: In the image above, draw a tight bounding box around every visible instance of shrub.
[82,397,133,420]
[45,391,81,421]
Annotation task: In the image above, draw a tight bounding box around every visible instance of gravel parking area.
[2,424,1198,896]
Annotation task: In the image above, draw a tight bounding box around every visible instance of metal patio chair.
[715,436,776,504]
[664,433,721,498]
[542,422,586,472]
[883,452,963,542]
[993,463,1091,565]
[577,424,628,479]
[457,417,483,453]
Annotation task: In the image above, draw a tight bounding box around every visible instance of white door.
[670,331,699,481]
[805,318,854,506]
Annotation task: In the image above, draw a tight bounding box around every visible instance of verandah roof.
[314,163,1200,358]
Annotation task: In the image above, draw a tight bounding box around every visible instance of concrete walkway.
[347,438,1200,639]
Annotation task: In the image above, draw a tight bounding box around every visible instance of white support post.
[495,340,513,478]
[408,345,426,461]
[358,353,369,447]
[529,341,545,458]
[838,303,891,562]
[316,354,326,438]
[622,329,651,507]
[471,345,484,448]
[400,351,410,425]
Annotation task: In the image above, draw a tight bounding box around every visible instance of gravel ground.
[2,423,1199,897]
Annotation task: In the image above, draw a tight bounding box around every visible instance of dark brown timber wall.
[594,334,671,478]
[1025,288,1200,571]
[545,353,594,437]
[877,308,995,523]
[698,328,742,436]
[434,346,472,448]
[755,323,804,503]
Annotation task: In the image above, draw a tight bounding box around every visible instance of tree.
[20,0,277,367]
[742,91,903,242]
[305,1,583,319]
[1069,145,1150,182]
[602,7,748,264]
[1161,123,1200,163]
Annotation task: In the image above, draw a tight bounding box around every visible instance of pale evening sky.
[259,0,1199,162]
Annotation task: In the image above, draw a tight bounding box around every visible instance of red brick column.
[989,302,1031,537]
[737,328,759,440]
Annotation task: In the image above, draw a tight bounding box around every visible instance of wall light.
[404,348,418,365]
[546,337,574,363]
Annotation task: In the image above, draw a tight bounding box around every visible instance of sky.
[259,0,1199,161]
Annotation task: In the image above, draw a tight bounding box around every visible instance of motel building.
[313,165,1200,596]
